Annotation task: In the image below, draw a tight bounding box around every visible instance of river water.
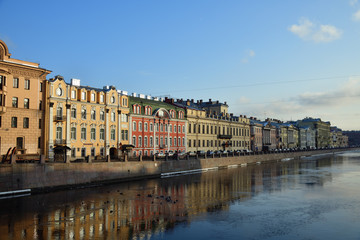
[1,151,360,240]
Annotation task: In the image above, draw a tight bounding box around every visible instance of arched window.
[57,106,63,119]
[91,109,96,120]
[139,122,142,131]
[81,108,87,119]
[100,110,105,121]
[133,121,137,131]
[144,122,148,132]
[71,127,76,140]
[138,136,142,147]
[133,136,136,146]
[71,107,77,118]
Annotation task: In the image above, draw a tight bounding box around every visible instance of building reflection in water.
[0,155,340,240]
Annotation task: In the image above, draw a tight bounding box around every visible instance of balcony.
[0,106,6,113]
[54,139,66,145]
[218,134,232,139]
[54,115,66,122]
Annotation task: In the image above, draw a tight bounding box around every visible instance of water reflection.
[1,152,358,240]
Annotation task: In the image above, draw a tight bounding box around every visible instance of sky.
[1,0,360,130]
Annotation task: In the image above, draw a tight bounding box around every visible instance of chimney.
[186,100,191,106]
[209,99,212,102]
[200,99,203,104]
[191,99,194,103]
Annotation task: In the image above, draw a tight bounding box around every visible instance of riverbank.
[0,148,357,196]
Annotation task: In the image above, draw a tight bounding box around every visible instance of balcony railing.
[54,115,66,121]
[54,139,66,145]
[218,134,232,139]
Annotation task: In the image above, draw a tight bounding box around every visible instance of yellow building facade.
[45,76,129,160]
[0,40,51,156]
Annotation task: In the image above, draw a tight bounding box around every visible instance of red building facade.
[129,96,186,156]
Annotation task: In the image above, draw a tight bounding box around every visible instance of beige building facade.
[0,40,51,156]
[45,76,130,160]
[165,99,250,153]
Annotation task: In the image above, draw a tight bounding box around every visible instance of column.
[66,104,71,161]
[117,110,121,157]
[48,102,54,161]
[105,109,110,156]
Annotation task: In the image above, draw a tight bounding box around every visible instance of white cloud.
[288,18,342,43]
[350,0,358,6]
[353,9,360,21]
[241,49,255,64]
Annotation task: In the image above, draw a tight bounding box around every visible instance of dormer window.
[91,93,95,102]
[81,91,86,100]
[100,94,104,103]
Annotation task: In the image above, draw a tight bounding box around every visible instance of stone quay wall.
[0,149,354,194]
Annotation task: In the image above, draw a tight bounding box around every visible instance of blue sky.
[1,0,360,130]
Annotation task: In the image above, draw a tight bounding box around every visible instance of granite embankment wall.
[0,149,354,193]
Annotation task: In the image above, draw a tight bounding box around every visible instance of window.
[150,136,153,147]
[122,98,127,106]
[133,136,136,146]
[24,79,30,90]
[111,95,115,103]
[156,137,159,146]
[71,107,77,118]
[133,121,137,131]
[100,94,104,102]
[144,136,148,147]
[13,78,19,88]
[170,137,172,146]
[81,91,86,100]
[178,137,181,146]
[144,122,148,132]
[71,90,76,99]
[183,126,185,133]
[91,128,96,140]
[71,127,76,140]
[174,138,177,146]
[23,117,29,128]
[150,123,153,132]
[121,130,128,140]
[81,148,86,157]
[56,127,62,140]
[71,148,76,157]
[0,75,5,90]
[39,119,41,129]
[183,137,185,147]
[11,117,17,128]
[40,82,43,92]
[174,125,177,133]
[39,100,42,110]
[121,113,128,122]
[139,122,142,131]
[189,139,191,147]
[91,110,96,120]
[24,98,29,109]
[170,124,172,133]
[189,124,191,133]
[160,123,163,132]
[100,110,105,121]
[81,127,86,140]
[178,126,181,133]
[111,129,116,140]
[91,93,95,102]
[38,137,41,149]
[12,97,18,108]
[100,128,105,140]
[138,136,142,147]
[100,148,105,156]
[81,108,87,119]
[111,111,115,122]
[91,148,95,157]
